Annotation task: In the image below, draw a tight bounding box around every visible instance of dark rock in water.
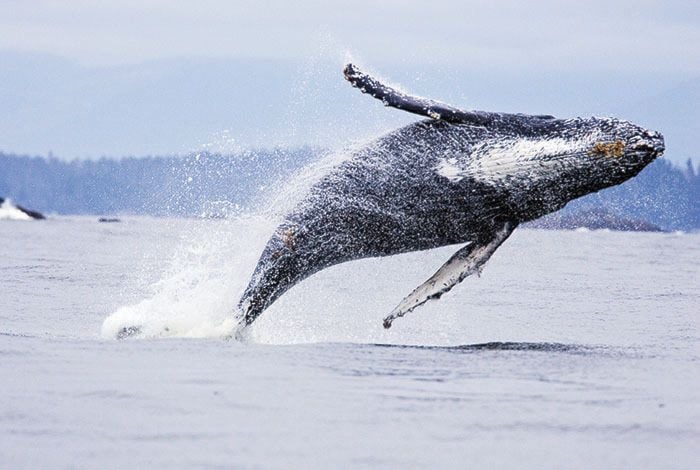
[98,217,121,223]
[0,197,45,220]
[527,208,664,232]
[116,326,141,340]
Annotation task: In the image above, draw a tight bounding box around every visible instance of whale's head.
[580,118,664,185]
[439,117,665,185]
[439,116,665,219]
[527,117,665,215]
[523,117,665,213]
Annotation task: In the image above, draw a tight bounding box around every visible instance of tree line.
[1,150,698,230]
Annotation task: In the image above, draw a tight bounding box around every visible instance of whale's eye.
[590,141,625,158]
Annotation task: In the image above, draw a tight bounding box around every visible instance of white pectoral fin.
[383,221,517,328]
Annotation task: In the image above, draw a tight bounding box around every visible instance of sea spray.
[101,215,277,339]
[0,199,33,221]
[101,52,403,341]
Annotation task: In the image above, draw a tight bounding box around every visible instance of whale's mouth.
[630,130,665,157]
[632,143,664,155]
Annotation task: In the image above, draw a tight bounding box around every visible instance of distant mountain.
[0,51,696,164]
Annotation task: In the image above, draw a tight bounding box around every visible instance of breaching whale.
[236,64,664,329]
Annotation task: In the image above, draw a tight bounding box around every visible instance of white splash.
[101,216,275,340]
[0,199,32,221]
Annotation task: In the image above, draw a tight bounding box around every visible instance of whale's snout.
[631,129,665,158]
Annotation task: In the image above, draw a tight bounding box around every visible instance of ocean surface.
[1,216,698,468]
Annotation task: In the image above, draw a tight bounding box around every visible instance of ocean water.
[1,216,698,468]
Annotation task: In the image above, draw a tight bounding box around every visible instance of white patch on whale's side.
[436,134,603,185]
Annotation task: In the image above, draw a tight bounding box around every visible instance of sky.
[0,1,698,161]
[2,0,698,72]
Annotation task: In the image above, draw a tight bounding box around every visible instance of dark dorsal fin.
[343,63,494,126]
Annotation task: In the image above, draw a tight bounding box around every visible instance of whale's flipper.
[343,63,494,126]
[383,221,517,328]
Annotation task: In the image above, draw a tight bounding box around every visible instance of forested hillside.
[1,151,698,230]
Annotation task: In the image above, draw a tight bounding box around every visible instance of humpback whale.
[236,64,664,329]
